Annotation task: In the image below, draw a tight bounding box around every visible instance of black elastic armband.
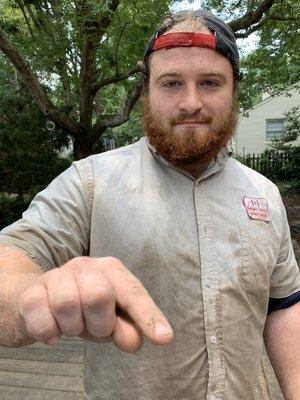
[268,290,300,314]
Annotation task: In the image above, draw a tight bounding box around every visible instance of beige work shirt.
[0,138,299,400]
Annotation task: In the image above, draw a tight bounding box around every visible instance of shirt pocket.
[238,222,276,297]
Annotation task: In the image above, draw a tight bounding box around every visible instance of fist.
[18,257,173,352]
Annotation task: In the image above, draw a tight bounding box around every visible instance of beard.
[141,94,238,168]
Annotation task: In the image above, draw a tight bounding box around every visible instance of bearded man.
[0,9,299,400]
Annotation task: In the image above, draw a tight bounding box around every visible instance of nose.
[178,85,203,115]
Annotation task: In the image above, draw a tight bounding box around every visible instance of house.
[233,83,300,155]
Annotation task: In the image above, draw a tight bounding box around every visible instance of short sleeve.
[0,157,94,270]
[269,195,300,298]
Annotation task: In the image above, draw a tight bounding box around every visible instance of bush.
[0,193,31,230]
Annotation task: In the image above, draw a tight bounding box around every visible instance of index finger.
[101,257,173,345]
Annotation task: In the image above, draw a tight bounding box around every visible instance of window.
[266,119,284,141]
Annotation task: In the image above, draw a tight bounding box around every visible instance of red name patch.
[243,196,271,222]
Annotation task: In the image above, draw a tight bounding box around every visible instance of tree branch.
[78,0,120,127]
[246,0,255,13]
[228,0,276,32]
[93,64,140,94]
[0,26,81,136]
[98,0,120,40]
[47,3,75,111]
[16,1,35,40]
[234,12,299,38]
[24,3,42,30]
[114,21,128,76]
[234,15,269,38]
[91,80,143,139]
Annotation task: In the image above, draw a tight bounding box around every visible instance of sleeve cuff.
[268,290,300,314]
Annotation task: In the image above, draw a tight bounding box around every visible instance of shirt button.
[210,335,219,345]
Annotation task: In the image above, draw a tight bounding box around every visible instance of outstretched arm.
[264,302,300,400]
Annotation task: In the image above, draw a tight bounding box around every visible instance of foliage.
[258,107,300,191]
[0,59,71,227]
[282,106,300,143]
[259,146,300,182]
[239,0,300,110]
[105,104,143,148]
[0,193,30,229]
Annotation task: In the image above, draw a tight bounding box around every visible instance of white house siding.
[233,85,300,155]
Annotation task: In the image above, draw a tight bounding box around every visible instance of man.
[0,9,299,400]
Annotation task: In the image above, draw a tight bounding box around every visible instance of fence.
[241,150,291,176]
[103,137,115,151]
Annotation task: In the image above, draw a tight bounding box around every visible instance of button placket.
[210,335,219,345]
[194,183,225,400]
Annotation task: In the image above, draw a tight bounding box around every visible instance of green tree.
[0,0,172,158]
[0,0,292,159]
[238,0,300,110]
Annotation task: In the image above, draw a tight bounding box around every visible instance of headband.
[152,32,217,51]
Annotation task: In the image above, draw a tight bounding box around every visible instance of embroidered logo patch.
[243,196,271,222]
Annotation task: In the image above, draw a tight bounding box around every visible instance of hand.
[17,256,173,352]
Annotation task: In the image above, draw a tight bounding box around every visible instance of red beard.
[141,94,238,167]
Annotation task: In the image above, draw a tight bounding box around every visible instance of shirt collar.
[145,137,230,182]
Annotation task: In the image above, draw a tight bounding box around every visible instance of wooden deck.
[0,337,84,400]
[0,337,285,400]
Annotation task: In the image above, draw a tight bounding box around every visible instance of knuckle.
[129,284,148,299]
[42,268,60,282]
[83,285,113,310]
[64,256,93,271]
[73,256,92,266]
[104,256,123,269]
[51,296,79,314]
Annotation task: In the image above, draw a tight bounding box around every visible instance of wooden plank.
[0,370,83,392]
[0,385,84,400]
[30,339,84,352]
[0,358,83,377]
[0,337,84,399]
[0,347,83,364]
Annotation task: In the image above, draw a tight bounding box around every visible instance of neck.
[174,159,211,178]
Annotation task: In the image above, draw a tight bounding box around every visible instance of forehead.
[149,46,233,80]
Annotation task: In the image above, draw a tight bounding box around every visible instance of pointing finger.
[101,257,173,345]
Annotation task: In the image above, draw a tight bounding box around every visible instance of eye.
[200,80,220,88]
[162,80,182,89]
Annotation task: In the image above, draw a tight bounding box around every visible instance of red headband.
[152,32,217,52]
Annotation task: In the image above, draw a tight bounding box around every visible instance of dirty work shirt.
[0,138,299,400]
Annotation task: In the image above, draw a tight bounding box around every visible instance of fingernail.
[155,322,173,336]
[47,336,60,346]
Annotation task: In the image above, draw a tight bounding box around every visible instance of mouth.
[174,121,208,126]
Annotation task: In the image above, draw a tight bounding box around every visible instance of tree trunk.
[73,138,94,160]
